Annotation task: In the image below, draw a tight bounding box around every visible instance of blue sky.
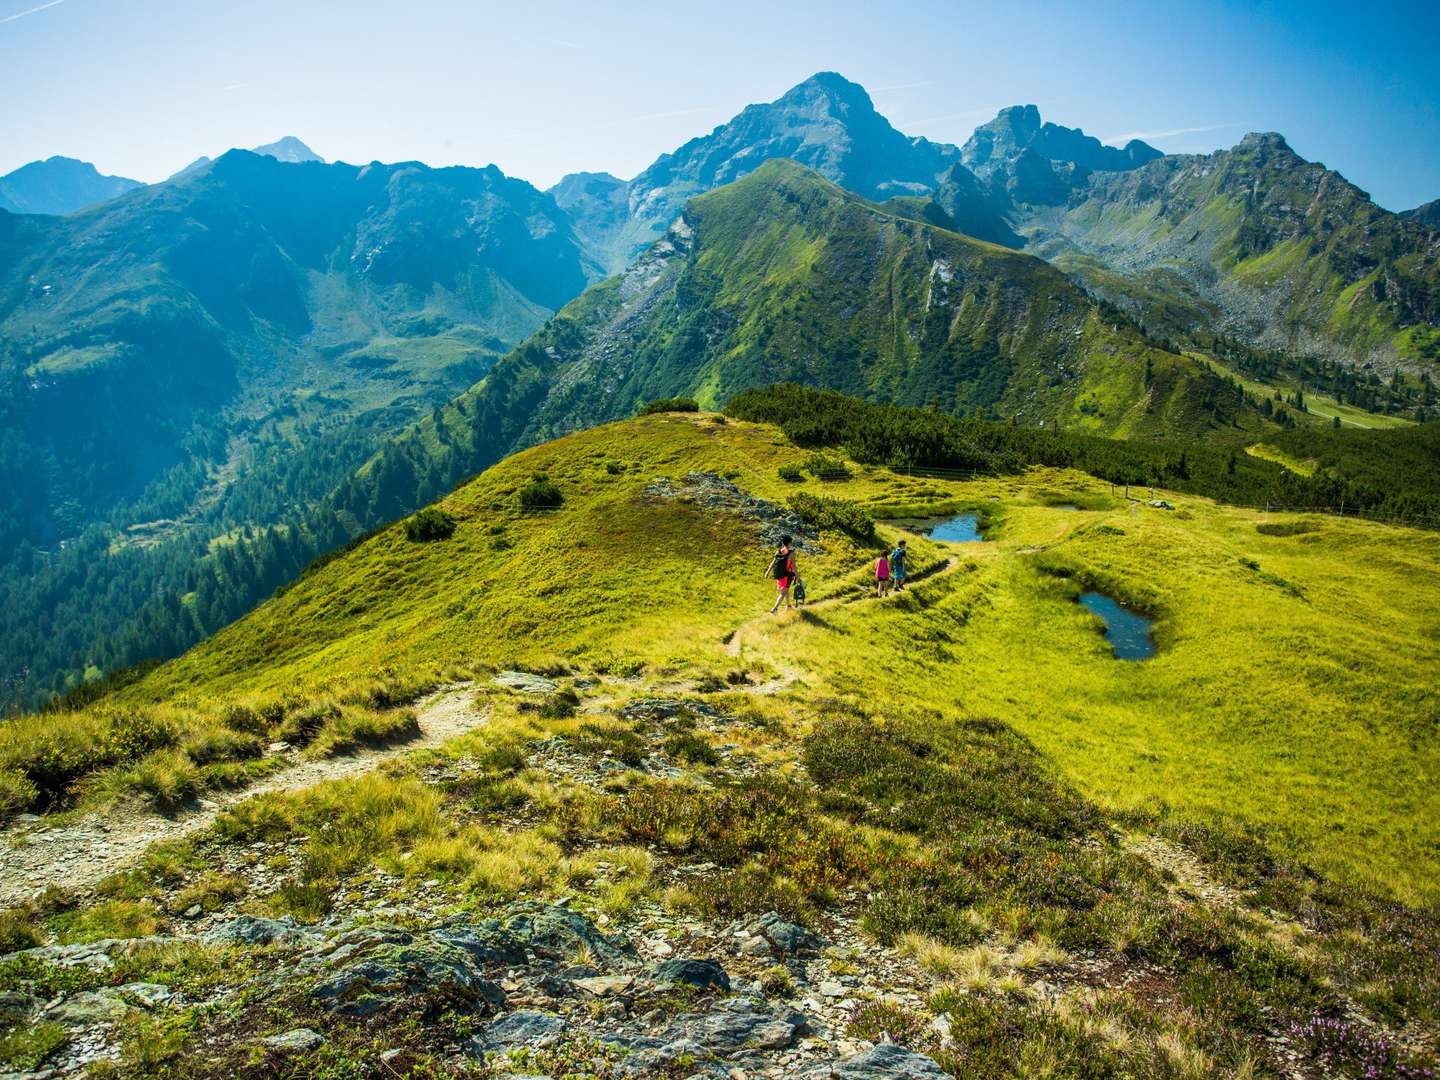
[3,0,1437,210]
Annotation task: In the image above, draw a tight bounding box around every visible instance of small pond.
[1078,591,1156,661]
[888,513,985,543]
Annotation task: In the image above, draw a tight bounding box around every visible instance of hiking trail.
[0,684,486,908]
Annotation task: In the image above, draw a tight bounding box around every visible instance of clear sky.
[3,0,1438,210]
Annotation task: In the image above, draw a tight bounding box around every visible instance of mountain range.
[0,156,144,216]
[2,70,1437,704]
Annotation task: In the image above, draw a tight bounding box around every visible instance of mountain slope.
[557,72,965,272]
[1,411,1436,1078]
[960,103,1161,204]
[0,149,597,700]
[1404,198,1440,229]
[0,156,144,215]
[1028,133,1440,367]
[340,161,1263,525]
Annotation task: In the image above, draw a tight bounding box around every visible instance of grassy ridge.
[2,410,1437,1076]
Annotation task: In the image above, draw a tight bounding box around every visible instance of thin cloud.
[1104,122,1247,145]
[1,0,65,24]
[903,104,1006,127]
[223,82,248,92]
[871,80,936,92]
[619,105,724,125]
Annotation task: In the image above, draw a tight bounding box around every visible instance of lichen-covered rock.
[309,938,506,1017]
[651,957,730,991]
[204,914,313,947]
[806,1042,951,1078]
[502,902,634,967]
[261,1027,324,1053]
[469,1009,568,1053]
[739,911,827,956]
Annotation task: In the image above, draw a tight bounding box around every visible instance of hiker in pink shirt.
[875,551,891,597]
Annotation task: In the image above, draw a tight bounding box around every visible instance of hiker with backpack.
[875,550,892,597]
[768,536,798,614]
[891,539,908,590]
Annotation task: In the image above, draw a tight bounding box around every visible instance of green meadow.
[7,411,1437,903]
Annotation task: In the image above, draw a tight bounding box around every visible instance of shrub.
[0,906,42,953]
[405,507,457,542]
[182,730,263,766]
[777,464,805,483]
[787,492,875,541]
[604,461,626,475]
[803,453,852,480]
[638,397,699,415]
[518,474,564,510]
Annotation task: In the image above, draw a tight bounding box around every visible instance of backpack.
[767,548,790,579]
[793,577,807,602]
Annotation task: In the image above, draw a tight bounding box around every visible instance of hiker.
[768,535,797,614]
[875,550,891,597]
[891,539,908,590]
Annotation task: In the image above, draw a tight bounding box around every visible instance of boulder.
[808,1043,951,1078]
[743,911,826,956]
[652,958,730,991]
[309,938,506,1017]
[502,902,633,966]
[261,1028,324,1053]
[494,671,558,694]
[204,914,313,947]
[470,1009,567,1052]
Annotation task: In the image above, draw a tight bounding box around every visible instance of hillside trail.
[723,554,961,659]
[0,684,486,909]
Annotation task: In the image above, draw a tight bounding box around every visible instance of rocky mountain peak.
[251,136,324,164]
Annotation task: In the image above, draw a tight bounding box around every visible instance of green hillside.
[0,150,597,703]
[340,161,1266,523]
[1,409,1436,1077]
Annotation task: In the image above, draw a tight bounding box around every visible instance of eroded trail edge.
[0,685,485,908]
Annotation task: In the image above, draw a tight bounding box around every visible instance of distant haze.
[1,0,1437,210]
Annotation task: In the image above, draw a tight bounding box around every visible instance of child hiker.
[875,550,891,597]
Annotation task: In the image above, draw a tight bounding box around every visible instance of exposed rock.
[470,1009,567,1052]
[502,902,634,967]
[738,911,826,956]
[204,914,314,947]
[494,671,559,694]
[3,936,173,970]
[806,1043,951,1078]
[652,958,731,991]
[261,1027,324,1053]
[644,473,822,553]
[42,989,132,1026]
[308,934,507,1018]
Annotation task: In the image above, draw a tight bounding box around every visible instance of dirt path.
[0,684,485,908]
[725,557,957,658]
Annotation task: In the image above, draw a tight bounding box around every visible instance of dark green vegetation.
[728,385,1440,524]
[0,149,597,703]
[0,156,143,215]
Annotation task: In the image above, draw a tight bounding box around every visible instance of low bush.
[638,397,700,415]
[787,492,875,542]
[777,464,805,483]
[404,507,457,542]
[518,474,564,510]
[803,453,852,480]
